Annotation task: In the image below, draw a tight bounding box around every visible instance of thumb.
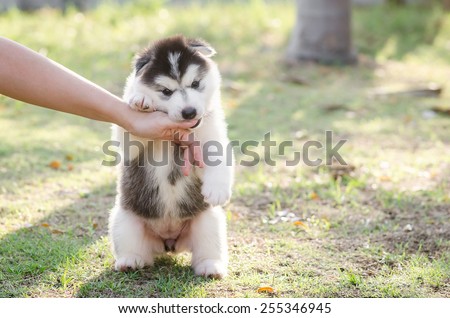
[160,117,199,130]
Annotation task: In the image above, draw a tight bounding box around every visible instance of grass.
[0,1,449,297]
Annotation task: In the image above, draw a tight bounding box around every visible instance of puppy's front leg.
[197,116,234,207]
[201,152,233,206]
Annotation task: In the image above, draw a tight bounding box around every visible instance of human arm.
[0,36,198,139]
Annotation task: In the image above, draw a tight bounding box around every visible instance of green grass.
[0,1,449,297]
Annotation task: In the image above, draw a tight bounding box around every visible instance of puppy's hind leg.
[190,206,228,279]
[109,206,154,271]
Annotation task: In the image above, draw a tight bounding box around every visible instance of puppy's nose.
[181,107,197,120]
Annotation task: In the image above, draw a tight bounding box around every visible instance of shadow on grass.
[77,257,210,298]
[0,180,212,298]
[0,226,88,297]
[0,182,113,297]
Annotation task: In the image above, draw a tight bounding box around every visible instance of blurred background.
[0,0,449,297]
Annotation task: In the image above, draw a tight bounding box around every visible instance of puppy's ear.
[134,55,152,74]
[188,38,216,58]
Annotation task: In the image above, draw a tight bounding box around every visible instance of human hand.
[124,110,204,175]
[125,110,197,140]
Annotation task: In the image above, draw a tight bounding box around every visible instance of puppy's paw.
[114,255,145,272]
[201,181,231,206]
[128,93,155,112]
[193,259,227,279]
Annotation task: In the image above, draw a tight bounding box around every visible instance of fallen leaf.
[92,223,98,230]
[309,192,320,200]
[49,160,61,169]
[65,154,74,161]
[379,175,391,182]
[41,223,50,228]
[67,163,74,171]
[51,229,65,235]
[294,220,310,230]
[257,286,275,294]
[403,115,413,124]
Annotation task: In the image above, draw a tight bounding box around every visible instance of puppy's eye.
[162,88,173,97]
[191,81,200,89]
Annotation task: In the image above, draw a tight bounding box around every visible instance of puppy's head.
[132,35,220,125]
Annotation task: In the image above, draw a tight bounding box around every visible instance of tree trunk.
[286,0,357,64]
[443,0,450,11]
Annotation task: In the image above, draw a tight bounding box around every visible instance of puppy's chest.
[120,143,209,219]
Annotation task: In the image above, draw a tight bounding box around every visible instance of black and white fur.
[109,36,233,278]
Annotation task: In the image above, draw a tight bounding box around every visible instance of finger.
[172,130,181,143]
[177,120,199,129]
[182,146,191,176]
[192,142,205,168]
[158,115,198,130]
[177,130,191,144]
[160,129,188,142]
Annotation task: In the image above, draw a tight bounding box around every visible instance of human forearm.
[0,37,127,123]
[0,35,202,165]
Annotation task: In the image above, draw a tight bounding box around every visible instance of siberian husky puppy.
[109,36,233,278]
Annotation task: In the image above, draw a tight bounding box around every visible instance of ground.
[0,1,449,297]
